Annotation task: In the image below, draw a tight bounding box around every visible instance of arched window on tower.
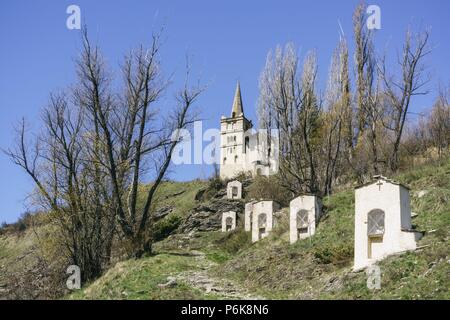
[244,136,249,153]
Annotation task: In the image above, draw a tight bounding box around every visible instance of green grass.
[142,180,208,241]
[0,240,9,259]
[5,159,450,300]
[0,229,41,295]
[135,179,208,222]
[68,253,220,300]
[212,158,450,299]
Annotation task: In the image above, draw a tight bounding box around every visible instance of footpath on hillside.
[158,249,265,300]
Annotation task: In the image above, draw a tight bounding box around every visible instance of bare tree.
[258,46,323,194]
[257,43,298,155]
[297,51,321,193]
[76,29,203,257]
[428,87,450,158]
[379,28,431,171]
[6,27,205,283]
[321,37,351,195]
[339,37,353,161]
[5,92,114,281]
[353,1,375,143]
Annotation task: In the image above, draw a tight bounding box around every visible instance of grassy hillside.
[68,252,221,300]
[212,159,450,299]
[68,158,449,300]
[0,227,49,299]
[2,160,449,300]
[0,180,208,299]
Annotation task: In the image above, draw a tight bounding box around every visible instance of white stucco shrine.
[289,195,321,244]
[221,211,237,232]
[353,176,423,270]
[251,200,281,243]
[227,180,242,199]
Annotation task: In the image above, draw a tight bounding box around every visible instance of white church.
[219,82,279,179]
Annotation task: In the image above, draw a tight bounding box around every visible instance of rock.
[158,276,177,289]
[194,188,207,201]
[324,276,344,291]
[415,190,429,198]
[178,198,244,233]
[214,189,227,199]
[153,205,174,221]
[165,190,185,199]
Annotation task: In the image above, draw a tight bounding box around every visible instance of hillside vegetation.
[1,159,449,300]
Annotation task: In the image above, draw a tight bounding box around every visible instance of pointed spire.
[231,81,244,117]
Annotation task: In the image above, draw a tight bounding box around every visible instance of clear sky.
[1,0,449,223]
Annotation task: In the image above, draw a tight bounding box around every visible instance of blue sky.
[0,0,449,223]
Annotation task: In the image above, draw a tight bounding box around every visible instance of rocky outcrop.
[178,198,244,233]
[153,205,174,221]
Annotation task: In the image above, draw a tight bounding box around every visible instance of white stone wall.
[354,178,422,270]
[221,211,237,232]
[289,195,321,244]
[251,201,280,242]
[226,180,242,199]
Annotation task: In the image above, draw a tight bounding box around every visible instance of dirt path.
[173,250,265,300]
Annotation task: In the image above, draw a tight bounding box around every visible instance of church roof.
[231,81,244,117]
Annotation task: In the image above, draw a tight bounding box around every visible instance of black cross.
[376,180,383,191]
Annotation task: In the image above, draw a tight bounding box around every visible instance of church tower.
[220,82,252,179]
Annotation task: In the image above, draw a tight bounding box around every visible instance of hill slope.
[70,159,450,300]
[1,160,449,300]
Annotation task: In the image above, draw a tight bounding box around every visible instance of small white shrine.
[251,200,281,243]
[353,176,423,270]
[221,211,237,232]
[226,180,242,199]
[289,195,321,244]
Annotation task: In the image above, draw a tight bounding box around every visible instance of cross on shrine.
[376,180,383,191]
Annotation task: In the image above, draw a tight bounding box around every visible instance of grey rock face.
[178,199,244,233]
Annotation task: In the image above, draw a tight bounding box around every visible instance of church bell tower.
[219,82,252,179]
